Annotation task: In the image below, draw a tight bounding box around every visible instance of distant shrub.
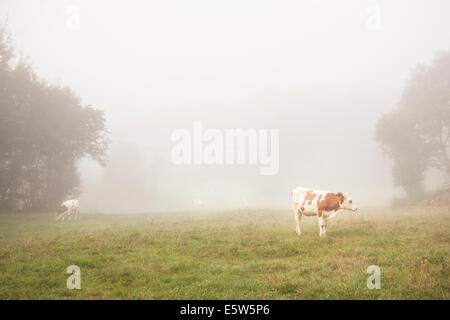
[391,187,450,208]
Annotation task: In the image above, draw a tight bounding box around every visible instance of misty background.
[1,0,449,212]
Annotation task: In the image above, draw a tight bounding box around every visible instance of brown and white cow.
[56,199,79,221]
[291,186,357,237]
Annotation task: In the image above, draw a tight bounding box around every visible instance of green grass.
[0,207,448,299]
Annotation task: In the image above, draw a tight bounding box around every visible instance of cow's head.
[56,204,68,220]
[337,192,358,212]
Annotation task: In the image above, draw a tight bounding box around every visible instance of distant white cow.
[192,199,204,208]
[56,200,79,221]
[291,186,357,237]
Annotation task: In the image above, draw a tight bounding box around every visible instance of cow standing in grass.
[291,187,357,237]
[56,200,79,221]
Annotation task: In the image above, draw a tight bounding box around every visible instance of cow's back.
[291,186,329,216]
[291,187,308,205]
[61,199,79,209]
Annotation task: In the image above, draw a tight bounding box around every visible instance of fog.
[2,0,449,212]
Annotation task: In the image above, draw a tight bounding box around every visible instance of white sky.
[1,0,449,211]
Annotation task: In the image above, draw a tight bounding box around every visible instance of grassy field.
[0,206,448,299]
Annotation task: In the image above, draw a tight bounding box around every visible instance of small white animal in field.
[56,199,79,221]
[192,199,204,208]
[238,198,250,214]
[291,186,357,237]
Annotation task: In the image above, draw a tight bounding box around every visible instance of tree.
[0,26,109,212]
[376,51,450,200]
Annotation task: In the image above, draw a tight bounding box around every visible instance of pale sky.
[1,0,449,211]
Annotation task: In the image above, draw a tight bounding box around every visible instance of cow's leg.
[62,210,69,221]
[75,208,78,220]
[318,216,327,237]
[294,209,302,236]
[68,208,72,221]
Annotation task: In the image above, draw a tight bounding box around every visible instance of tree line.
[376,51,450,203]
[0,27,109,212]
[1,24,448,211]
